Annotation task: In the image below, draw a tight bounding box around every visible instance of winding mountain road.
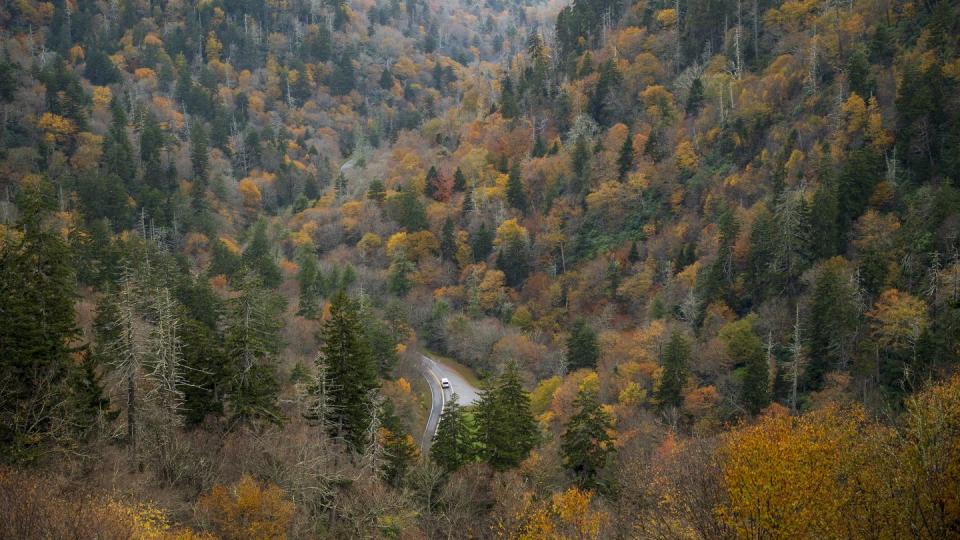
[418,353,480,452]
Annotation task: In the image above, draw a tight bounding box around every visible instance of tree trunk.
[127,371,136,451]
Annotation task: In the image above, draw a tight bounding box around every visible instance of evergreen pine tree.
[430,393,476,472]
[243,220,283,288]
[627,241,640,264]
[379,67,394,89]
[698,205,740,319]
[316,291,380,448]
[304,174,321,200]
[721,316,770,415]
[190,123,209,181]
[180,318,227,426]
[617,131,634,180]
[223,275,284,425]
[588,59,622,127]
[453,167,467,192]
[499,76,519,118]
[84,49,121,85]
[741,345,771,415]
[532,133,548,157]
[745,205,777,304]
[496,236,531,287]
[381,405,418,486]
[476,363,537,470]
[297,250,321,319]
[0,182,80,460]
[772,190,812,295]
[655,331,690,409]
[367,179,387,204]
[571,135,591,194]
[471,223,494,262]
[387,257,416,296]
[209,238,242,279]
[566,319,599,371]
[330,53,356,96]
[810,178,840,260]
[65,350,115,439]
[685,78,705,115]
[561,389,615,488]
[102,98,136,186]
[440,217,457,263]
[506,161,528,212]
[424,165,440,199]
[805,259,859,391]
[386,190,429,231]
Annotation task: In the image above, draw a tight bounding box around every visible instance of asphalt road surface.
[419,353,480,451]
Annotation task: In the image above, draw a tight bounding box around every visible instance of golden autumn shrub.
[512,488,609,540]
[198,474,294,540]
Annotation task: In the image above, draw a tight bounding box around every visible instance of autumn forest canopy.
[0,0,959,537]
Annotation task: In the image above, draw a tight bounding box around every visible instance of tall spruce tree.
[430,393,476,472]
[297,250,321,319]
[698,205,740,320]
[617,131,634,180]
[381,404,418,486]
[685,78,705,115]
[179,318,227,426]
[424,165,440,199]
[223,275,284,425]
[499,76,519,118]
[566,319,599,371]
[65,350,115,439]
[571,135,591,194]
[506,161,528,213]
[316,291,379,448]
[561,389,615,488]
[476,363,537,470]
[721,316,770,415]
[453,167,467,192]
[471,223,493,262]
[496,235,531,287]
[243,219,283,288]
[0,182,80,460]
[190,123,209,181]
[102,98,136,187]
[655,330,690,409]
[805,258,859,391]
[440,217,457,263]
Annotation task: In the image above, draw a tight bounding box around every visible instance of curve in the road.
[418,353,479,452]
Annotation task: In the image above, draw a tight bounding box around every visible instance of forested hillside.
[1,0,959,537]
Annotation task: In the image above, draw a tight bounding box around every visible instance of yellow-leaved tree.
[198,474,294,540]
[513,488,609,540]
[719,405,898,539]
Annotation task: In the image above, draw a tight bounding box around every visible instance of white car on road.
[440,377,451,389]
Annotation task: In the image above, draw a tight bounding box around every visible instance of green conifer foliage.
[506,161,528,213]
[316,291,380,448]
[430,393,476,472]
[720,316,770,416]
[223,275,284,425]
[0,182,80,461]
[561,389,615,488]
[655,331,690,409]
[476,363,537,470]
[566,319,599,371]
[617,131,634,180]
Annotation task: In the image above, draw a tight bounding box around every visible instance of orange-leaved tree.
[198,474,294,540]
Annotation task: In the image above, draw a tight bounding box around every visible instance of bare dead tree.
[360,391,385,475]
[106,269,150,455]
[146,287,185,429]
